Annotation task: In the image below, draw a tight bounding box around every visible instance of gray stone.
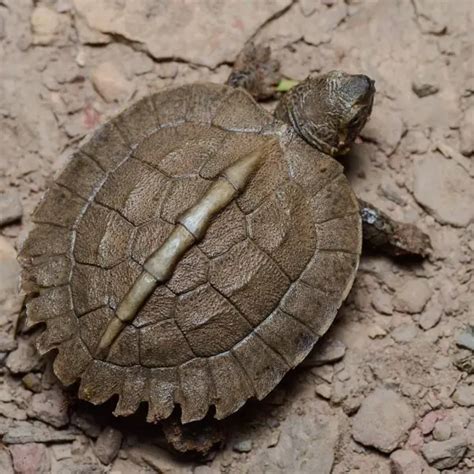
[5,340,41,375]
[0,446,14,474]
[91,62,135,103]
[31,5,62,45]
[352,388,415,453]
[432,420,452,441]
[413,155,474,227]
[371,289,394,315]
[10,443,51,474]
[73,0,292,68]
[451,384,474,407]
[93,426,122,465]
[391,323,418,343]
[412,80,439,98]
[0,237,20,307]
[128,444,194,473]
[70,411,102,438]
[233,439,252,453]
[0,192,23,227]
[421,436,467,469]
[302,338,346,366]
[419,305,442,330]
[29,389,69,428]
[390,448,433,474]
[393,279,432,314]
[456,325,474,351]
[3,420,79,444]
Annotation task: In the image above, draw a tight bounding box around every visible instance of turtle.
[18,43,430,426]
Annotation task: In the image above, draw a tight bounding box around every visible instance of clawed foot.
[359,200,432,258]
[226,42,282,100]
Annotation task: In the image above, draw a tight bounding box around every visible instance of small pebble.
[233,439,252,453]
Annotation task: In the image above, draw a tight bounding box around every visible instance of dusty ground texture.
[0,0,473,473]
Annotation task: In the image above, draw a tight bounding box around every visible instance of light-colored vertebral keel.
[96,139,277,357]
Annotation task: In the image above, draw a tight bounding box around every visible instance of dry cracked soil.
[0,1,473,473]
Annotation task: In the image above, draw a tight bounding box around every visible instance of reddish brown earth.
[0,1,472,473]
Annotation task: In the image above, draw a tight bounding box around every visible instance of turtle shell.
[19,83,361,423]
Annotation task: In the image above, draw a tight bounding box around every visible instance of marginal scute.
[147,367,178,422]
[56,152,105,200]
[32,185,86,229]
[282,133,342,196]
[18,224,72,261]
[114,96,159,144]
[315,213,362,254]
[232,332,288,400]
[185,83,231,124]
[53,336,92,386]
[26,286,72,327]
[79,360,122,405]
[255,309,316,367]
[36,312,78,354]
[25,254,71,288]
[114,367,148,417]
[208,353,255,419]
[177,358,214,423]
[80,120,131,171]
[310,173,359,223]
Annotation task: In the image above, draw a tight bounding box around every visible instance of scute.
[20,82,361,424]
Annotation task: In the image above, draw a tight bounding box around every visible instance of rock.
[91,62,134,103]
[451,384,474,407]
[0,334,17,353]
[393,279,432,314]
[21,373,42,393]
[460,109,474,156]
[390,449,432,474]
[30,6,62,45]
[352,388,415,453]
[0,446,14,474]
[419,305,442,330]
[243,404,339,473]
[10,443,51,474]
[371,289,394,315]
[421,436,467,469]
[419,410,443,435]
[5,340,41,375]
[0,192,22,227]
[73,0,292,68]
[412,73,439,98]
[391,323,418,343]
[70,411,102,438]
[413,155,474,227]
[0,237,20,306]
[128,444,194,473]
[233,439,252,453]
[29,389,69,428]
[93,426,122,465]
[302,338,346,366]
[433,420,452,441]
[315,383,332,399]
[3,420,79,444]
[456,325,474,351]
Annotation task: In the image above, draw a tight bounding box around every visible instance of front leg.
[359,199,431,258]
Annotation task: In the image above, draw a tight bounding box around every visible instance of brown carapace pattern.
[19,83,361,423]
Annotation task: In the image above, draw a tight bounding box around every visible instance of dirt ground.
[0,0,473,473]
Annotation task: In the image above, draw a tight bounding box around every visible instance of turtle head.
[276,71,375,156]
